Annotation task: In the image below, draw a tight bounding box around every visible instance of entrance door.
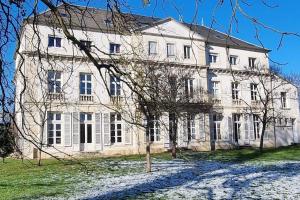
[80,113,93,151]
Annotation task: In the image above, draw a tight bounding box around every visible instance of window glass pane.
[87,114,92,121]
[87,124,92,143]
[117,114,121,121]
[56,124,61,130]
[80,124,85,143]
[80,83,85,94]
[48,138,54,144]
[56,38,61,47]
[56,113,61,120]
[87,74,91,81]
[48,36,54,47]
[48,124,54,130]
[117,124,121,129]
[56,138,61,144]
[56,131,61,137]
[80,113,85,122]
[48,131,54,137]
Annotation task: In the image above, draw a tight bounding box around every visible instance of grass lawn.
[0,145,299,200]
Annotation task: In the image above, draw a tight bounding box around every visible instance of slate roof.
[25,4,269,52]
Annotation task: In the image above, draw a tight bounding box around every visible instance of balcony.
[110,96,122,105]
[79,95,93,102]
[251,100,261,107]
[212,98,222,106]
[47,93,64,101]
[232,99,242,106]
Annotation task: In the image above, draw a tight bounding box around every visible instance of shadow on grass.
[82,160,300,200]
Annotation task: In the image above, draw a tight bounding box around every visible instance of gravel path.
[59,160,300,200]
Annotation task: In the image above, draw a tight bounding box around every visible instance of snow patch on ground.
[54,160,300,200]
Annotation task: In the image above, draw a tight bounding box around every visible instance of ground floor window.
[149,115,160,142]
[213,113,222,140]
[80,113,93,144]
[187,113,196,140]
[233,114,241,142]
[253,114,260,139]
[47,112,62,145]
[111,113,122,143]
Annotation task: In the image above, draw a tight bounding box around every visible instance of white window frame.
[79,73,92,95]
[250,83,258,101]
[232,82,239,100]
[187,113,196,140]
[185,78,194,99]
[80,113,93,144]
[110,75,121,96]
[109,43,121,54]
[212,81,220,97]
[110,113,122,144]
[148,41,157,55]
[281,92,287,108]
[253,114,260,139]
[149,115,160,142]
[167,43,175,57]
[184,45,191,59]
[249,57,256,68]
[209,53,218,63]
[233,114,241,141]
[48,35,62,48]
[229,55,238,65]
[213,113,222,141]
[47,112,62,145]
[48,70,62,93]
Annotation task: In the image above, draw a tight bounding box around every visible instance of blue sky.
[6,0,300,79]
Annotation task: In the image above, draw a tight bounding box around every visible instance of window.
[110,113,122,143]
[184,45,191,59]
[48,71,62,93]
[80,113,93,144]
[281,92,287,108]
[109,43,121,54]
[48,36,61,47]
[184,78,194,99]
[148,41,157,55]
[253,114,260,139]
[79,40,92,51]
[169,76,177,100]
[213,113,222,140]
[209,54,218,63]
[250,83,258,101]
[80,73,92,95]
[249,57,256,68]
[230,55,238,65]
[149,115,160,142]
[167,43,175,57]
[232,82,239,100]
[212,81,220,97]
[47,112,61,145]
[187,114,196,140]
[110,75,121,96]
[233,114,241,142]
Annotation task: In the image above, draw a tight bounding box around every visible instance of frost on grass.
[53,160,300,200]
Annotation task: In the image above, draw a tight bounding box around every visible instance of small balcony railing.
[47,93,64,101]
[232,99,242,106]
[251,100,261,107]
[110,96,122,105]
[212,98,222,106]
[79,95,93,102]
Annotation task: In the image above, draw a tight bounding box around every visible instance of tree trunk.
[38,147,42,166]
[145,126,151,173]
[171,122,177,159]
[259,123,267,152]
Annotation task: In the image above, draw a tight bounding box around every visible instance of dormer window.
[209,54,218,63]
[249,57,256,68]
[184,45,191,59]
[79,40,92,51]
[167,43,175,57]
[110,43,121,54]
[48,36,61,47]
[148,41,157,55]
[230,55,238,65]
[104,19,112,27]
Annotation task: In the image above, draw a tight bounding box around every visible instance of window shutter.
[199,113,205,141]
[161,113,170,148]
[244,115,249,140]
[228,116,233,141]
[95,112,102,150]
[103,113,110,146]
[182,113,188,142]
[72,112,80,151]
[195,113,200,140]
[64,112,72,147]
[250,115,255,140]
[124,122,132,145]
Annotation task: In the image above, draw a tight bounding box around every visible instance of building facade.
[14,6,300,158]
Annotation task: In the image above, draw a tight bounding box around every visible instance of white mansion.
[14,5,300,158]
